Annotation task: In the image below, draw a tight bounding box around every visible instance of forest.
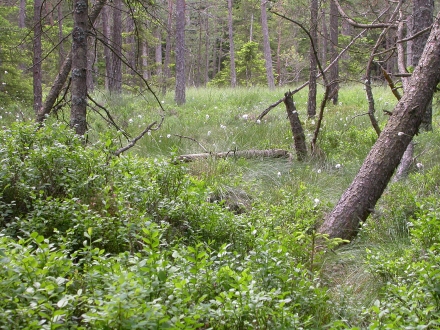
[1,0,440,328]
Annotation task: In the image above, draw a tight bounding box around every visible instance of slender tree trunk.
[142,41,149,80]
[155,27,162,77]
[86,0,96,92]
[70,0,88,135]
[413,0,434,131]
[102,4,112,90]
[307,0,318,118]
[57,3,64,70]
[321,8,328,68]
[318,12,440,241]
[261,0,275,89]
[109,0,122,93]
[162,0,173,95]
[227,0,237,87]
[329,0,339,104]
[19,0,26,28]
[205,14,210,85]
[33,0,43,115]
[175,0,186,104]
[37,0,107,122]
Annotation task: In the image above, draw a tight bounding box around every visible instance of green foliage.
[209,42,267,87]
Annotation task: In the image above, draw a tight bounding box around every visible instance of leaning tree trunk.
[318,12,440,241]
[70,0,88,135]
[37,0,107,123]
[413,0,434,131]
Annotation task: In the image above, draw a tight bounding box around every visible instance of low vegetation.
[1,85,440,329]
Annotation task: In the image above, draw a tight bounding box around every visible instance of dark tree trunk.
[37,0,107,123]
[155,27,162,77]
[284,92,307,161]
[175,0,186,104]
[109,0,122,93]
[412,0,434,131]
[318,12,440,241]
[33,0,43,115]
[307,0,319,118]
[261,0,275,89]
[70,0,88,135]
[321,8,328,69]
[102,4,112,90]
[328,0,339,104]
[227,0,237,87]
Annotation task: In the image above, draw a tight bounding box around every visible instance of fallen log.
[177,149,292,163]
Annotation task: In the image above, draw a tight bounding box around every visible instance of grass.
[3,83,440,327]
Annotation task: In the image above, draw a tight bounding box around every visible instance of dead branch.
[177,149,292,163]
[173,134,208,152]
[378,64,402,100]
[334,0,396,29]
[114,116,164,156]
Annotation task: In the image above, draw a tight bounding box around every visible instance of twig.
[114,120,159,156]
[173,134,208,152]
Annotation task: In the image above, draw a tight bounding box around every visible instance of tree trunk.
[318,12,440,241]
[284,92,307,161]
[155,27,162,77]
[57,3,65,70]
[162,0,173,95]
[227,0,237,87]
[109,0,122,93]
[413,0,434,131]
[328,0,339,104]
[70,0,88,135]
[19,0,26,28]
[178,149,291,163]
[307,0,318,118]
[33,0,43,115]
[37,0,107,122]
[142,41,149,80]
[102,4,112,90]
[260,0,275,89]
[174,0,186,104]
[321,8,328,69]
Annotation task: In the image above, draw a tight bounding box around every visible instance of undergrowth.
[1,85,440,328]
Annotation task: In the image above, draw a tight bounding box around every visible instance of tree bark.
[307,0,319,118]
[37,0,107,122]
[70,0,88,135]
[318,11,440,241]
[33,0,43,115]
[413,0,434,131]
[109,0,122,93]
[284,92,307,161]
[177,149,291,163]
[162,0,173,95]
[328,0,339,104]
[174,0,186,104]
[227,0,237,87]
[260,0,275,89]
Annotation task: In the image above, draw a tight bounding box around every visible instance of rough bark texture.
[37,0,107,122]
[307,0,318,118]
[33,0,43,115]
[413,0,434,131]
[175,0,186,104]
[328,0,339,104]
[260,0,275,89]
[318,12,440,240]
[70,0,88,135]
[284,92,307,161]
[227,0,237,87]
